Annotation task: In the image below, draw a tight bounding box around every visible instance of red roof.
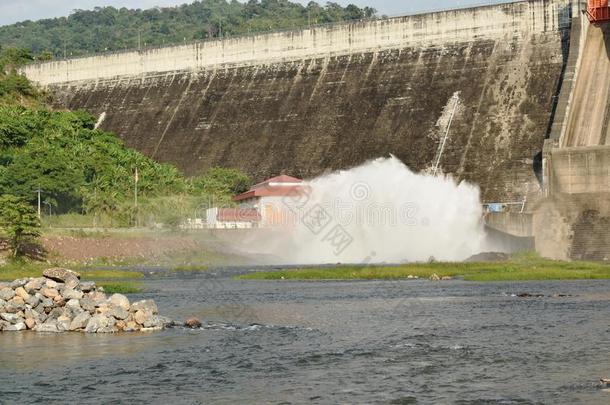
[217,208,261,222]
[233,175,306,202]
[251,175,303,189]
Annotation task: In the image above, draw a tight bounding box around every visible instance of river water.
[1,269,610,404]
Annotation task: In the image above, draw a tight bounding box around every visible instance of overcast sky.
[0,0,511,26]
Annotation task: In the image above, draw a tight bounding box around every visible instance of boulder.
[80,297,96,313]
[124,321,140,332]
[24,278,45,293]
[24,308,39,320]
[14,287,29,301]
[84,315,109,333]
[3,303,20,314]
[109,294,130,311]
[45,279,58,289]
[35,322,60,333]
[40,297,54,308]
[65,299,81,311]
[1,313,21,324]
[25,318,36,330]
[0,288,15,301]
[41,288,59,299]
[5,322,27,331]
[9,296,25,309]
[87,291,107,305]
[96,326,119,333]
[69,312,91,331]
[107,305,129,320]
[43,268,81,283]
[79,282,96,293]
[57,315,72,331]
[25,295,40,308]
[64,277,80,290]
[184,318,202,329]
[62,288,83,300]
[10,279,28,289]
[131,300,158,314]
[429,274,441,281]
[134,309,153,326]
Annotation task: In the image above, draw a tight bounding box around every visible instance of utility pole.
[36,187,41,219]
[134,167,139,228]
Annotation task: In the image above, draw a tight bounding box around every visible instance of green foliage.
[191,167,250,203]
[0,194,41,257]
[0,1,376,57]
[0,48,39,101]
[0,48,251,228]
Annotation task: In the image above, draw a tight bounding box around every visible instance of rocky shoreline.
[0,268,172,333]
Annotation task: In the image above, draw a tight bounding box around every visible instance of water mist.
[241,156,490,265]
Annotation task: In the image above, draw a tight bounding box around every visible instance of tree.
[0,195,41,257]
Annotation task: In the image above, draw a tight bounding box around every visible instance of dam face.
[23,0,575,204]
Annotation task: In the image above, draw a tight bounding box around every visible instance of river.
[1,269,610,404]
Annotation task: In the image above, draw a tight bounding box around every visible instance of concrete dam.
[22,0,610,259]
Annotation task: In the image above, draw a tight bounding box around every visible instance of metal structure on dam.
[22,0,610,260]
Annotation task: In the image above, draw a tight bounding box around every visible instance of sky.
[0,0,511,26]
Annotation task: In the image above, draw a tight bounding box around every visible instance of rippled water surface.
[2,269,610,404]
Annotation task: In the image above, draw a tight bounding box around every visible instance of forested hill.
[0,0,376,58]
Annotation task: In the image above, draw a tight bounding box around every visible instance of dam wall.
[537,6,610,260]
[23,0,575,203]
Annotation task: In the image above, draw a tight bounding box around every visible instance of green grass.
[97,281,143,294]
[236,252,610,282]
[170,264,209,272]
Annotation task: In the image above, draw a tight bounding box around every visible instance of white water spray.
[250,156,490,265]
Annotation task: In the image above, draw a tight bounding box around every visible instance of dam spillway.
[22,0,577,204]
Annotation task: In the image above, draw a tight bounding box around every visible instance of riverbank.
[236,253,610,282]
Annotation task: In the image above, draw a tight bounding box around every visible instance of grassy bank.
[236,253,610,282]
[0,261,144,293]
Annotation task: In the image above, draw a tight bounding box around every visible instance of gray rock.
[96,326,119,333]
[69,312,91,331]
[41,288,59,299]
[43,268,81,283]
[143,315,170,329]
[4,322,27,331]
[48,307,65,320]
[62,288,83,300]
[134,309,153,326]
[109,294,130,310]
[24,308,39,320]
[64,277,80,290]
[0,288,15,301]
[131,299,158,314]
[2,303,19,314]
[35,322,60,333]
[80,297,96,313]
[41,297,54,308]
[0,313,21,324]
[80,282,96,293]
[87,291,107,305]
[26,294,40,308]
[9,278,28,289]
[84,315,109,333]
[107,305,129,320]
[24,278,45,293]
[65,299,81,311]
[0,320,9,330]
[57,315,72,331]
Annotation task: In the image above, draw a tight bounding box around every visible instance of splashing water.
[244,156,490,265]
